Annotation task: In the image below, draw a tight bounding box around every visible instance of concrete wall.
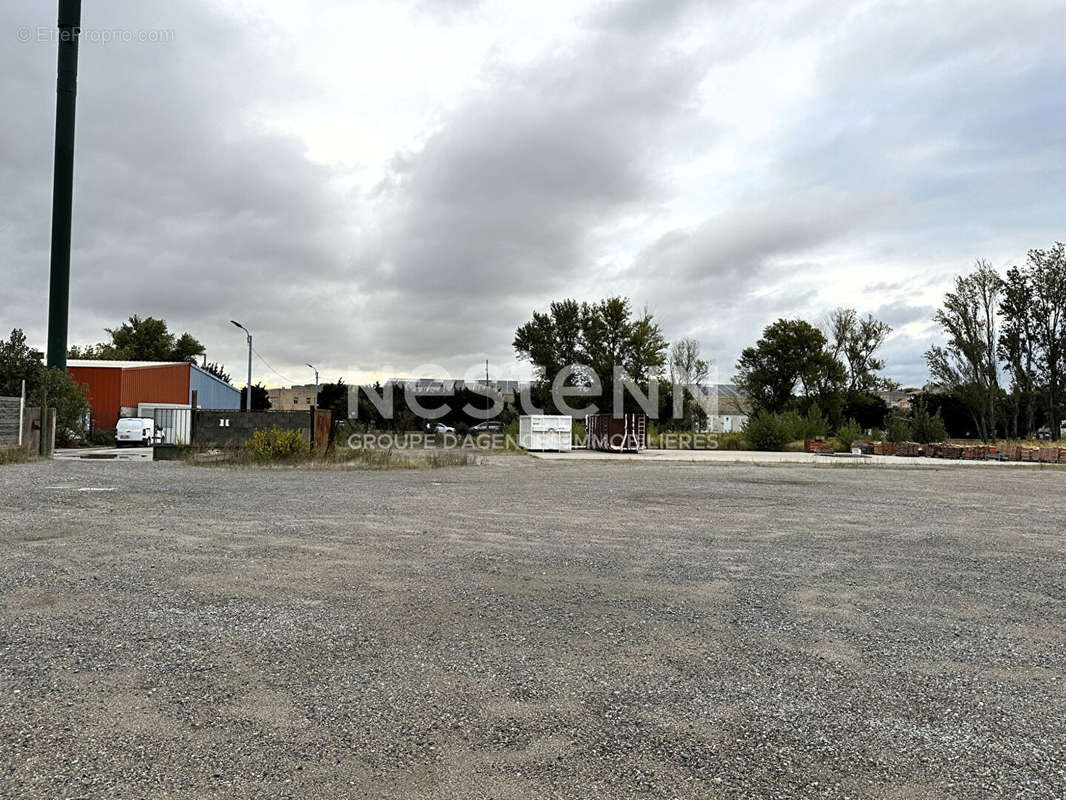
[191,409,311,448]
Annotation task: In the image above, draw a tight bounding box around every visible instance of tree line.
[926,242,1066,442]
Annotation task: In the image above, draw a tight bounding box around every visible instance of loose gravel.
[1,457,1064,799]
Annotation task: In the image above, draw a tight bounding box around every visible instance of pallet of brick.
[895,441,919,457]
[874,441,895,456]
[1002,444,1021,461]
[804,438,833,454]
[1021,447,1038,462]
[1038,446,1058,463]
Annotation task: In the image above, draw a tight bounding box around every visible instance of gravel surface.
[1,457,1064,799]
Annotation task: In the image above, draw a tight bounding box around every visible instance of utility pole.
[306,364,319,409]
[230,321,252,410]
[46,0,83,370]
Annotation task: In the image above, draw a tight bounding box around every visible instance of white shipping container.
[519,415,573,452]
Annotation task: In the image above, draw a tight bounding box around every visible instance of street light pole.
[46,0,83,370]
[230,321,252,411]
[306,363,319,410]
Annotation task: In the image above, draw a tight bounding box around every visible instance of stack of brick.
[1036,446,1066,463]
[874,441,896,456]
[895,442,920,457]
[804,438,834,454]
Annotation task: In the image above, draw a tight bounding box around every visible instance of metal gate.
[138,403,191,445]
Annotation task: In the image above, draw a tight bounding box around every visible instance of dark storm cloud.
[354,7,715,372]
[1,0,353,372]
[3,0,1065,386]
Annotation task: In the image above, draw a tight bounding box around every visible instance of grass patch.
[182,443,481,470]
[0,447,36,465]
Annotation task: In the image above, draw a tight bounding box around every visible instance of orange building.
[68,360,241,431]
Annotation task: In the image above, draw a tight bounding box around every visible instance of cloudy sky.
[3,0,1064,388]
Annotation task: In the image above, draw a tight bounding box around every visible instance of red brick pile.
[867,441,1066,463]
[804,438,834,454]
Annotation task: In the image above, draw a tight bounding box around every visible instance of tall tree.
[998,265,1039,438]
[1028,242,1066,438]
[0,328,43,397]
[925,261,1002,442]
[669,337,710,386]
[513,297,668,414]
[202,361,231,383]
[826,308,892,392]
[668,337,710,431]
[0,329,89,439]
[246,382,272,411]
[734,319,845,416]
[70,316,205,363]
[513,300,584,385]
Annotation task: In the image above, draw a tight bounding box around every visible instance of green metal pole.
[46,0,82,370]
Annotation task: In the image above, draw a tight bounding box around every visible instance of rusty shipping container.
[585,413,647,452]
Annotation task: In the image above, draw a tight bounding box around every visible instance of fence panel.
[0,397,22,446]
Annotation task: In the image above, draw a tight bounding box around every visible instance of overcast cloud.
[2,0,1064,387]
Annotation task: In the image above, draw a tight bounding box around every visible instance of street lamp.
[230,320,252,411]
[306,363,319,410]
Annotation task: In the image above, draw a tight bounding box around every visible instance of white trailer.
[518,415,573,452]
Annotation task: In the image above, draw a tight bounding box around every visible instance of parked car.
[471,420,503,432]
[429,422,455,434]
[115,417,158,447]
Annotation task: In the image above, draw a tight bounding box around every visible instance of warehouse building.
[68,360,241,436]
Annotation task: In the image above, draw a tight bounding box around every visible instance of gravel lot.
[1,457,1064,799]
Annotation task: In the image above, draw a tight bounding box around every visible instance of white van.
[116,417,157,447]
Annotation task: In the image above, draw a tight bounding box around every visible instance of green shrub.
[743,411,791,451]
[886,415,912,443]
[0,447,34,465]
[834,418,865,452]
[911,400,948,443]
[778,410,805,442]
[802,405,829,438]
[245,428,308,460]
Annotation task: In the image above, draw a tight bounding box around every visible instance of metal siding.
[68,366,123,430]
[189,364,242,410]
[120,364,190,408]
[586,413,647,452]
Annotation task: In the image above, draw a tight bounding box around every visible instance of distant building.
[698,384,750,433]
[267,384,317,410]
[876,389,922,410]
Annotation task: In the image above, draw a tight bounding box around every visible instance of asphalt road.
[1,457,1063,799]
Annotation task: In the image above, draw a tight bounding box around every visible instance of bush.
[911,400,948,444]
[0,447,34,465]
[743,411,791,451]
[886,415,912,443]
[834,418,865,452]
[779,410,806,442]
[245,428,308,460]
